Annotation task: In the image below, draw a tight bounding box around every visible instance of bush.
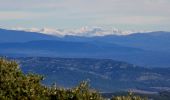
[111,92,148,100]
[0,58,49,99]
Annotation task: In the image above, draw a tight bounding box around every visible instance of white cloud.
[92,16,170,25]
[0,0,170,31]
[0,11,54,20]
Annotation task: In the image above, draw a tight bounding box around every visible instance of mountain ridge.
[1,29,170,67]
[9,57,170,92]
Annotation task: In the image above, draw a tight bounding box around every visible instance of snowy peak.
[9,27,137,37]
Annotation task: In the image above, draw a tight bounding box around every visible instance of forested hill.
[10,57,170,92]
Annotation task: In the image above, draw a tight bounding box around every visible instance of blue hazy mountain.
[1,28,170,53]
[0,28,57,43]
[1,40,170,68]
[58,31,170,53]
[93,31,170,53]
[0,29,170,67]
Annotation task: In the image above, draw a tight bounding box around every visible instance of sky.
[0,0,170,31]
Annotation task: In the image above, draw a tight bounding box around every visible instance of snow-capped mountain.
[10,27,138,37]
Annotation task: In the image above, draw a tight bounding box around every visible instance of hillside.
[0,28,57,43]
[10,57,170,92]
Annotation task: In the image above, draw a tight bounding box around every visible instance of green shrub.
[111,92,148,100]
[0,58,49,99]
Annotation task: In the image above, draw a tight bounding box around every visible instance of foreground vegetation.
[0,58,147,100]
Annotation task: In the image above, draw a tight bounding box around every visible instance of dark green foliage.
[48,81,103,100]
[0,58,48,99]
[111,92,148,100]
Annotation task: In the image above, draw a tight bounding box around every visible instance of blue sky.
[0,0,170,31]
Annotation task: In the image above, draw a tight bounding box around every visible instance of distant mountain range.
[10,57,170,92]
[10,27,136,36]
[0,28,58,43]
[0,28,170,67]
